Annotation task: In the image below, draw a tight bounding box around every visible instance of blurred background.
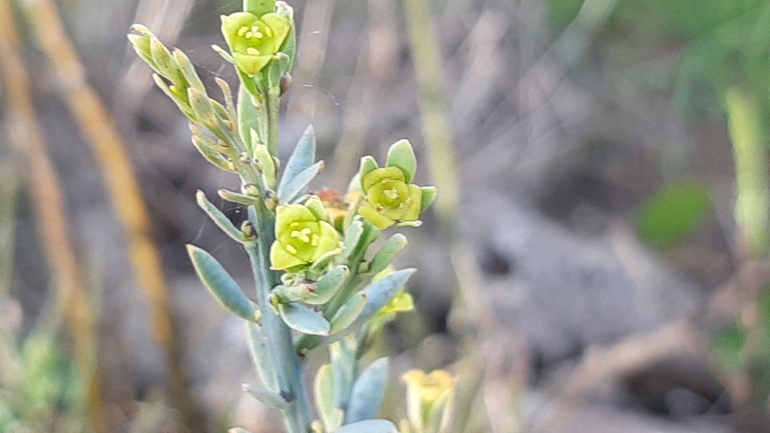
[2,0,770,431]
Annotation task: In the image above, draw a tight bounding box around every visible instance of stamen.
[285,244,298,254]
[291,222,299,228]
[246,47,261,56]
[237,26,248,36]
[254,31,263,39]
[311,234,319,247]
[245,31,253,39]
[383,189,399,200]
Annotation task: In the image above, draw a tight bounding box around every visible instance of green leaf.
[346,357,389,424]
[368,234,408,275]
[277,161,324,204]
[329,292,367,334]
[278,303,330,335]
[636,181,711,249]
[386,139,417,184]
[336,419,399,433]
[315,364,343,431]
[279,125,316,192]
[711,322,746,374]
[187,245,259,321]
[242,382,289,410]
[196,190,246,242]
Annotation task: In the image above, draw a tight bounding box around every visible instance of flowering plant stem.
[130,1,441,431]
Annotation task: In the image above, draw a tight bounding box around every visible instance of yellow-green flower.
[401,369,456,433]
[357,140,436,229]
[221,12,291,76]
[270,204,341,271]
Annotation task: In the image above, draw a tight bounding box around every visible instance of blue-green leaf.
[187,245,258,321]
[346,357,389,423]
[368,234,408,275]
[336,419,399,433]
[196,190,246,242]
[242,382,289,410]
[278,125,315,194]
[341,219,365,262]
[277,161,324,203]
[245,322,279,392]
[329,292,367,334]
[278,303,330,335]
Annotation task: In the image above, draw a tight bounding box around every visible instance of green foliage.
[636,181,711,249]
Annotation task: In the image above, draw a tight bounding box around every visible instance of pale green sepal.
[195,190,246,242]
[242,382,289,410]
[243,0,275,16]
[238,85,262,155]
[218,189,260,206]
[187,245,259,321]
[336,419,399,433]
[347,172,362,193]
[386,139,417,183]
[245,322,280,392]
[419,186,437,212]
[305,196,328,222]
[346,357,389,424]
[329,292,366,334]
[359,156,378,182]
[315,364,344,431]
[341,218,364,262]
[368,233,407,275]
[306,265,349,305]
[308,246,344,275]
[280,125,316,186]
[277,161,324,204]
[278,303,330,335]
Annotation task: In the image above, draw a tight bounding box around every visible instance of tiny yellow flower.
[221,12,291,75]
[270,204,341,271]
[401,369,456,433]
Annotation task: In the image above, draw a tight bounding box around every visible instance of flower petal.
[401,184,423,222]
[270,241,308,270]
[362,167,405,193]
[359,201,395,229]
[275,204,317,237]
[312,221,341,261]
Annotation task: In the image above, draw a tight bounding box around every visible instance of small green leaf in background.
[711,322,746,375]
[636,180,711,249]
